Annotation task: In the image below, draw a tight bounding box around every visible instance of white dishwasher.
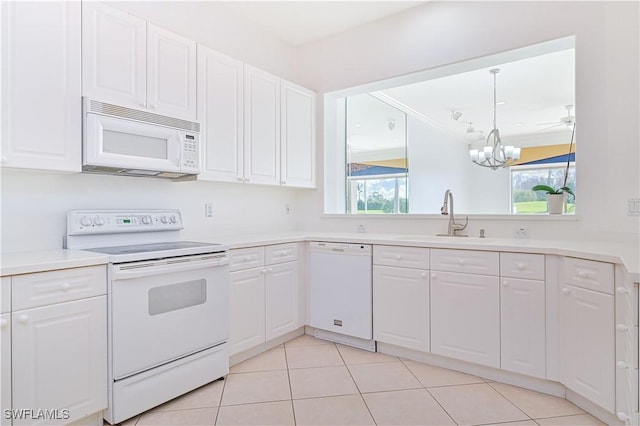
[309,242,372,340]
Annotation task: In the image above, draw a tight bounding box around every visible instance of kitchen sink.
[394,235,497,243]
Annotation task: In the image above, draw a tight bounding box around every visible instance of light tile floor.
[113,335,605,426]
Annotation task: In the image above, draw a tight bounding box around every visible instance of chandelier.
[468,68,520,170]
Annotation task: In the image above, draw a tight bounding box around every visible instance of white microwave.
[82,98,201,180]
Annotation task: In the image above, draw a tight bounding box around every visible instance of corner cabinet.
[3,265,108,425]
[280,81,316,188]
[82,1,196,120]
[1,1,81,172]
[559,258,615,413]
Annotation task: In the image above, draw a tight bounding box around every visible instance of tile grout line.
[483,381,534,423]
[214,376,227,426]
[399,357,460,426]
[335,343,379,425]
[284,340,297,425]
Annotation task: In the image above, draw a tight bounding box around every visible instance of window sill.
[321,213,581,222]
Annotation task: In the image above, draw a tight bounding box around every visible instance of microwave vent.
[85,99,200,133]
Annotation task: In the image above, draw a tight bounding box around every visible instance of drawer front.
[500,253,545,280]
[265,243,298,265]
[564,257,614,294]
[1,277,10,314]
[373,245,430,269]
[12,266,106,310]
[431,249,499,276]
[229,247,265,272]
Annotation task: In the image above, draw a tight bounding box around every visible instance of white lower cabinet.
[1,313,10,426]
[229,267,266,355]
[559,283,615,412]
[431,271,500,368]
[229,244,299,356]
[265,262,299,340]
[373,265,429,352]
[500,277,546,378]
[12,296,107,425]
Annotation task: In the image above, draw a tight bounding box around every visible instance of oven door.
[110,253,229,380]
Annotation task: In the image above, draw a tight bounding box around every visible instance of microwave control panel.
[181,134,199,172]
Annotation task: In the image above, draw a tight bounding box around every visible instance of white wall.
[295,1,639,243]
[0,169,301,253]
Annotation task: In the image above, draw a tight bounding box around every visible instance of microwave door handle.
[172,133,183,164]
[112,257,229,280]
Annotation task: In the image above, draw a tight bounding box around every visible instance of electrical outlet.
[285,204,291,215]
[356,224,367,233]
[205,203,214,218]
[628,198,640,216]
[514,227,529,238]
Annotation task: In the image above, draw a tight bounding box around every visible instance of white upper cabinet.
[82,1,146,109]
[280,81,316,188]
[146,24,196,120]
[1,1,81,172]
[243,65,281,185]
[82,2,196,120]
[197,45,244,182]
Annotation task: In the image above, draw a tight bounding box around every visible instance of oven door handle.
[112,257,229,280]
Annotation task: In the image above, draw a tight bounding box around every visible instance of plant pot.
[547,193,566,214]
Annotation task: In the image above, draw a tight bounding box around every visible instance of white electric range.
[65,210,229,424]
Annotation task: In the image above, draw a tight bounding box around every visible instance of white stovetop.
[1,232,638,282]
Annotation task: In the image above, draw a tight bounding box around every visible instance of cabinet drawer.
[12,266,106,310]
[229,247,265,272]
[616,321,639,370]
[431,249,499,276]
[564,257,614,294]
[373,245,429,269]
[500,253,544,280]
[616,283,638,327]
[1,277,10,314]
[265,243,298,265]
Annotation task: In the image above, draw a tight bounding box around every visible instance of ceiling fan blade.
[537,123,563,132]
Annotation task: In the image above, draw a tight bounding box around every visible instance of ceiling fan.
[537,105,575,131]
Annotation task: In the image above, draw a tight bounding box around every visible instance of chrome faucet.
[439,189,468,237]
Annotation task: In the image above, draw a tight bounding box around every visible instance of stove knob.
[170,215,177,224]
[160,216,168,224]
[142,216,152,225]
[80,216,92,227]
[94,217,105,226]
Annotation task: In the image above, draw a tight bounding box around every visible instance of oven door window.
[148,279,206,316]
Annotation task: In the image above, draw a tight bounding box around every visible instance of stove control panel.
[67,210,183,235]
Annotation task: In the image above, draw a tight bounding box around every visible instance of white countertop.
[1,249,110,276]
[205,231,640,283]
[2,233,638,283]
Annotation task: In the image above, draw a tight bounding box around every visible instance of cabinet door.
[82,1,146,109]
[197,45,244,182]
[1,314,10,426]
[373,266,429,352]
[501,278,546,378]
[559,284,615,412]
[243,65,280,185]
[280,81,315,188]
[431,271,500,368]
[229,268,265,355]
[12,297,107,425]
[1,1,81,172]
[147,24,196,120]
[265,262,299,340]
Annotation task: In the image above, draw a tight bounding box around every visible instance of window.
[511,163,576,214]
[347,176,408,214]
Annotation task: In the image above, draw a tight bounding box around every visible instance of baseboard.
[308,327,375,351]
[229,327,304,366]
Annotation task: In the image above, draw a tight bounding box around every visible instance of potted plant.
[532,185,575,214]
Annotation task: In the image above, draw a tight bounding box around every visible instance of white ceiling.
[221,1,425,46]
